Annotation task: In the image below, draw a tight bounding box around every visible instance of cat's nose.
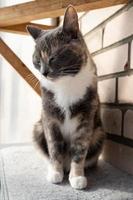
[42,68,49,77]
[43,71,48,76]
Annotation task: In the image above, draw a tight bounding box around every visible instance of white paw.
[47,169,63,184]
[69,176,87,190]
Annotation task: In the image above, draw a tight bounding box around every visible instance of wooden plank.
[0,23,56,35]
[0,38,41,96]
[0,0,128,27]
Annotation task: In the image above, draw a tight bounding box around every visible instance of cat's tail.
[33,119,50,164]
[85,126,105,168]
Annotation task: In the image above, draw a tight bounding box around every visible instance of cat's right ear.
[26,25,43,40]
[63,5,79,38]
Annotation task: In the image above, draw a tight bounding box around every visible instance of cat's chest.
[60,110,79,139]
[50,84,83,139]
[53,86,82,138]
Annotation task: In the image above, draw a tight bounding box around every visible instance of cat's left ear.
[26,25,43,40]
[63,5,79,38]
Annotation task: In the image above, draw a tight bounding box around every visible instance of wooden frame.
[0,0,128,27]
[0,23,56,35]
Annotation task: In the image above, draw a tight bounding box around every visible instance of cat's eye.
[60,33,64,40]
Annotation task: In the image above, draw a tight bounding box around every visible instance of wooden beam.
[0,0,128,27]
[0,23,56,35]
[0,38,41,96]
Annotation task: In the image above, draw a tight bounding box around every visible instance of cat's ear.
[26,25,43,40]
[63,5,79,38]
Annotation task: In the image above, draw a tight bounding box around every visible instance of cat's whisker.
[33,79,38,86]
[26,73,34,78]
[34,80,39,89]
[62,67,79,71]
[28,76,35,82]
[59,68,78,73]
[60,73,77,76]
[26,75,37,84]
[59,69,79,75]
[26,74,39,85]
[61,70,78,74]
[58,62,82,72]
[62,68,79,72]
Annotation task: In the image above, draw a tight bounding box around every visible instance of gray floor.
[0,144,133,200]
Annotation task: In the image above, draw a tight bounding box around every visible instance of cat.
[27,5,105,190]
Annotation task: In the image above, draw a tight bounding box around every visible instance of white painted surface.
[98,79,116,103]
[118,75,133,103]
[104,7,133,46]
[94,44,128,76]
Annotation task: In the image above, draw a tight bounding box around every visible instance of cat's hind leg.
[33,120,49,156]
[85,127,105,168]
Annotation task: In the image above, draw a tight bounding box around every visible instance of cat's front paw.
[69,176,87,190]
[47,169,63,184]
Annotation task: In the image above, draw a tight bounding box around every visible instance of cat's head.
[27,5,88,81]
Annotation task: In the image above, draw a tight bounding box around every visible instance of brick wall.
[79,2,133,174]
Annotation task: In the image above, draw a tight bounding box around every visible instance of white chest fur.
[40,64,96,136]
[60,110,79,139]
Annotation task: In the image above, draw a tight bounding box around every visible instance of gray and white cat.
[27,5,105,190]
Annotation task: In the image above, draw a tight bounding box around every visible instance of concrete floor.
[0,144,133,200]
